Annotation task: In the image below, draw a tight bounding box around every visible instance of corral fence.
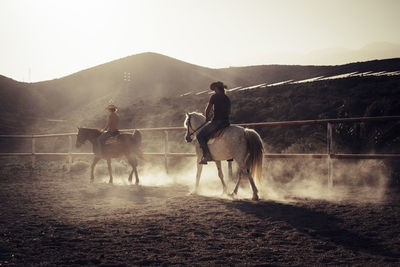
[1,116,400,187]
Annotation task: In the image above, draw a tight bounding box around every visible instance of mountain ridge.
[1,53,400,134]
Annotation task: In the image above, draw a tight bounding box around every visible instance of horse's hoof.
[109,181,113,184]
[252,194,259,201]
[90,179,94,183]
[135,182,139,186]
[190,190,199,195]
[229,192,237,199]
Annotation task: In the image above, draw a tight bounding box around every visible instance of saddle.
[104,132,120,145]
[206,127,233,162]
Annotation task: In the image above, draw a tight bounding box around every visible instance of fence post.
[67,135,72,173]
[31,136,36,170]
[327,122,333,187]
[164,131,169,174]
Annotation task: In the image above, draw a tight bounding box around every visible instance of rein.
[187,115,208,137]
[77,128,101,145]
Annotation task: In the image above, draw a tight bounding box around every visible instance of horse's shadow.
[224,199,398,259]
[78,183,189,204]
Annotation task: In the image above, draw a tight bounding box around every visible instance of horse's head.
[76,127,87,148]
[76,127,102,149]
[184,113,192,142]
[184,112,206,143]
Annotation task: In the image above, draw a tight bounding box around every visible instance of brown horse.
[75,128,142,184]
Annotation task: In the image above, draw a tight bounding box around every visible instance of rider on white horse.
[197,81,231,164]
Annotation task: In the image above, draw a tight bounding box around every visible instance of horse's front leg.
[215,161,227,195]
[193,163,203,194]
[90,157,101,183]
[107,158,113,184]
[192,146,203,194]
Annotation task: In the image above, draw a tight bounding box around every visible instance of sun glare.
[0,0,399,81]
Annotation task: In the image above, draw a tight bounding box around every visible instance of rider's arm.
[205,103,213,122]
[228,97,231,115]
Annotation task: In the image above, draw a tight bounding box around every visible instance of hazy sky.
[1,0,399,82]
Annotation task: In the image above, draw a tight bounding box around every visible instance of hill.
[1,53,400,134]
[304,42,400,65]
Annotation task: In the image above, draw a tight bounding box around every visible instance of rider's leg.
[197,123,215,164]
[197,124,212,164]
[97,134,104,154]
[97,131,111,154]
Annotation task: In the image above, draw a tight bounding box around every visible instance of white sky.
[1,0,400,82]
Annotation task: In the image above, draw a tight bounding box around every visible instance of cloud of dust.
[74,155,391,204]
[260,158,390,203]
[79,157,238,198]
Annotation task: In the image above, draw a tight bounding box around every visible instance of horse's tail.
[244,128,264,186]
[131,129,142,146]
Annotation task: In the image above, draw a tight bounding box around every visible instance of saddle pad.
[104,136,119,145]
[207,127,228,145]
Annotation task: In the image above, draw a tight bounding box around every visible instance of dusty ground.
[1,168,400,266]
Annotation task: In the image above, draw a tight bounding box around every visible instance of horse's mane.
[189,111,204,117]
[184,112,205,127]
[78,127,102,138]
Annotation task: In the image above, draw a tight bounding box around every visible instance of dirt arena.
[1,164,400,266]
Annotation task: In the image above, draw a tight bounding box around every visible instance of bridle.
[186,114,207,142]
[76,131,85,147]
[76,128,96,147]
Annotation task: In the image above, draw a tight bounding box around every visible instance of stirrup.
[199,153,213,164]
[199,157,208,165]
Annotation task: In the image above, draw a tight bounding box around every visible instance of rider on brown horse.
[197,81,231,164]
[97,104,120,154]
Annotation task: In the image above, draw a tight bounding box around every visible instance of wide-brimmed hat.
[210,81,227,90]
[106,104,118,111]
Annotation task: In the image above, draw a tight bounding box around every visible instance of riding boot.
[199,145,213,165]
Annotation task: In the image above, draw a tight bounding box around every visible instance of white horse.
[184,112,264,200]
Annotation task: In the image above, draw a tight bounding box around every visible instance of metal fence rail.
[1,115,399,186]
